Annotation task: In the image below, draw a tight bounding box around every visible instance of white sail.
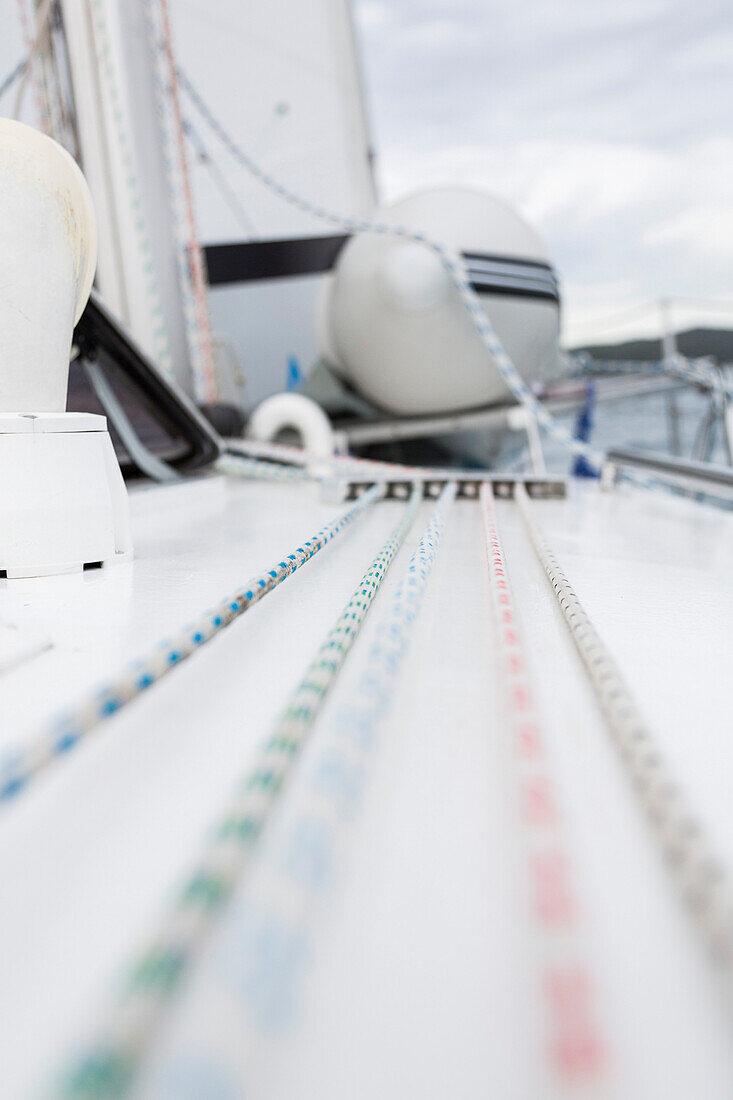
[5,0,377,407]
[171,0,376,241]
[170,0,378,406]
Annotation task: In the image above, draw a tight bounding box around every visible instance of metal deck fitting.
[344,476,567,501]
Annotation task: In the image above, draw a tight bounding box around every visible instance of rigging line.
[142,0,218,405]
[175,68,726,485]
[0,485,382,807]
[57,487,422,1100]
[182,117,259,237]
[0,57,27,103]
[572,298,733,335]
[514,483,733,988]
[481,484,608,1091]
[13,0,54,124]
[569,355,728,395]
[568,301,666,334]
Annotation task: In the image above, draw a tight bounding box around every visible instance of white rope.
[515,483,733,984]
[142,1,218,404]
[481,484,608,1091]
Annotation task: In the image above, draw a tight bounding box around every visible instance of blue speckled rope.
[57,487,422,1099]
[0,486,382,806]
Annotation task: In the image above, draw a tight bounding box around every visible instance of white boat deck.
[0,473,731,1098]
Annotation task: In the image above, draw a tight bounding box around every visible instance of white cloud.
[644,207,733,257]
[353,0,733,344]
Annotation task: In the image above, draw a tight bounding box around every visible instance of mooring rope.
[0,486,382,806]
[481,484,608,1092]
[175,66,732,479]
[514,483,733,985]
[57,487,422,1099]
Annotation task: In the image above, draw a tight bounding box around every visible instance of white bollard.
[0,120,132,578]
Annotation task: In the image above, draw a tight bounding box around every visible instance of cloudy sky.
[1,1,731,347]
[352,0,733,344]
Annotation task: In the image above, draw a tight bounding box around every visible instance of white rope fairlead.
[57,487,422,1099]
[514,483,733,982]
[0,487,381,806]
[175,68,730,479]
[480,484,608,1093]
[142,0,218,405]
[87,0,174,377]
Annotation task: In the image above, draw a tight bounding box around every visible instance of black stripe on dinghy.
[203,237,560,304]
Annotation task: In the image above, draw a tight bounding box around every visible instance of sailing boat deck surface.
[0,474,731,1097]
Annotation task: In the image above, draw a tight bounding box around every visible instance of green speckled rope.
[58,486,422,1099]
